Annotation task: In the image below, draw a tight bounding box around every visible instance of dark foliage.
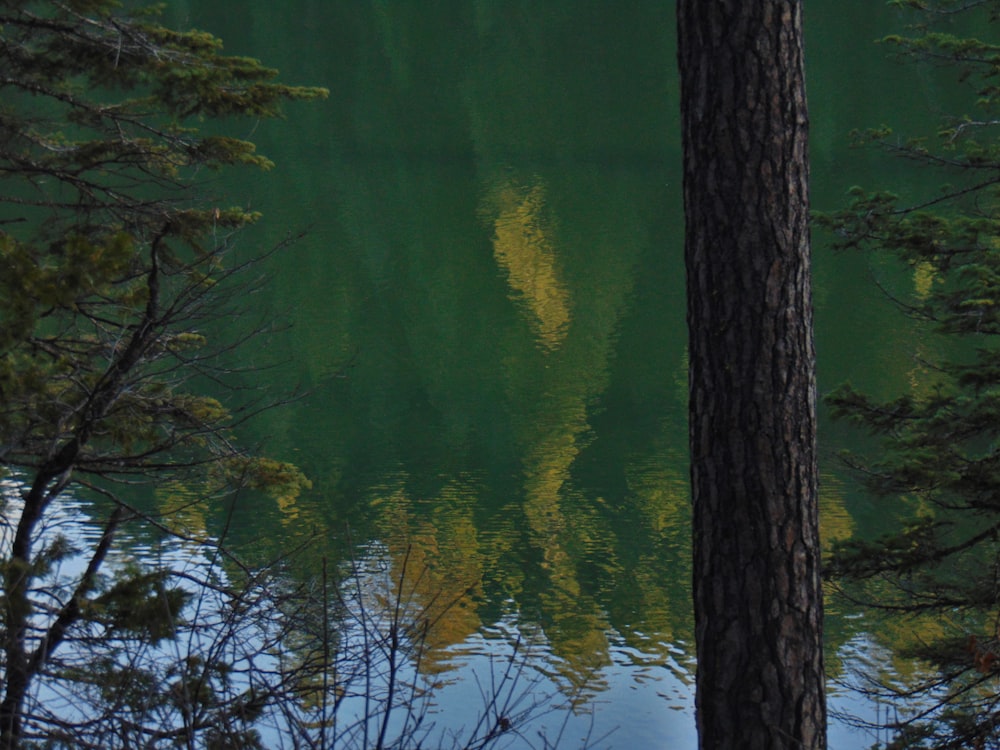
[820,1,1000,747]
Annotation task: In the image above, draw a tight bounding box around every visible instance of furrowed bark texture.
[677,2,825,748]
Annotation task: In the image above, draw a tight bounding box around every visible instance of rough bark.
[677,2,825,748]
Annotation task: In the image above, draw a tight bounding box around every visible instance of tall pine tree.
[0,2,324,746]
[677,1,826,747]
[822,1,1000,746]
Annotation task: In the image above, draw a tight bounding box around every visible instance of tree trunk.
[677,2,825,748]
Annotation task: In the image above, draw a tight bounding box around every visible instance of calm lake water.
[133,2,965,746]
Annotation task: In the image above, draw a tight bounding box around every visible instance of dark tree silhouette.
[822,2,1000,746]
[677,1,826,747]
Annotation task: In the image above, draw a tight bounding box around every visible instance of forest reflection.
[155,0,952,743]
[486,177,571,352]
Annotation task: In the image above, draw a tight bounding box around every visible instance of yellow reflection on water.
[619,449,695,686]
[626,449,689,538]
[818,470,859,680]
[517,378,614,688]
[483,178,572,352]
[155,480,210,542]
[369,475,486,673]
[912,260,935,302]
[819,470,855,551]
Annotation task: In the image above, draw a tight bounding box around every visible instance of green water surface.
[150,2,968,746]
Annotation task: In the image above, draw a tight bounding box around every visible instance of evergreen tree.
[821,1,1000,746]
[0,1,325,746]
